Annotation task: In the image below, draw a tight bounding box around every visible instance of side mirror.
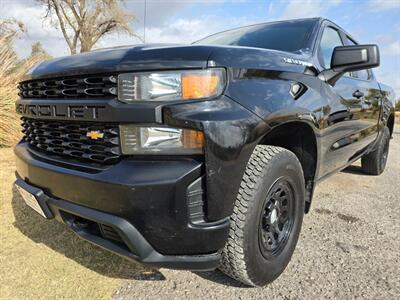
[318,44,380,85]
[331,44,380,72]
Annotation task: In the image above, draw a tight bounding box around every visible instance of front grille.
[22,118,121,164]
[18,74,118,99]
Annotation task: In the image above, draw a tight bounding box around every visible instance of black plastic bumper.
[14,142,230,270]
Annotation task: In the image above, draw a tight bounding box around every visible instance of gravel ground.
[1,127,399,299]
[113,128,400,300]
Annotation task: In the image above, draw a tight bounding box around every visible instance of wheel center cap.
[270,208,278,224]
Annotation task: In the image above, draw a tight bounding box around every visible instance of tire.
[361,126,390,175]
[219,145,305,286]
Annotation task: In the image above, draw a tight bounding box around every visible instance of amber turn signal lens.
[182,74,220,100]
[182,129,205,149]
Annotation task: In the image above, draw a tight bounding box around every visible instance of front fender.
[163,96,270,221]
[225,68,324,175]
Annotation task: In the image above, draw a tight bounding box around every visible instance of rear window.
[194,20,317,53]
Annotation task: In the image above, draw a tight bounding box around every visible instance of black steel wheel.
[259,179,295,258]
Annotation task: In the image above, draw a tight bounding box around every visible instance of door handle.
[352,90,364,99]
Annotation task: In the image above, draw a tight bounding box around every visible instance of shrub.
[395,99,400,112]
[0,20,50,147]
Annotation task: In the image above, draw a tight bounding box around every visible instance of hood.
[26,44,214,80]
[25,43,314,81]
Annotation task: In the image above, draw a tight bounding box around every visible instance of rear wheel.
[219,145,305,286]
[361,126,390,175]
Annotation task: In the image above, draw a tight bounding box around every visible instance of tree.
[39,0,141,54]
[30,41,48,57]
[395,99,400,112]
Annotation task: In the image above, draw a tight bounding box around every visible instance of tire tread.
[361,127,390,175]
[218,145,290,286]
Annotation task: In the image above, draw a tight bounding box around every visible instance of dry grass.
[0,23,50,148]
[0,148,155,299]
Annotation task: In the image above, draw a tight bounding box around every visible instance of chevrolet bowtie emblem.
[86,130,104,140]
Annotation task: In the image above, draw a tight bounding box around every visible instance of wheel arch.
[258,120,320,212]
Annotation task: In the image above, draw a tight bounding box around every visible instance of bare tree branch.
[59,2,77,32]
[46,0,74,53]
[65,0,81,22]
[37,0,140,54]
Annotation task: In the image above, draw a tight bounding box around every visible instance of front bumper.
[14,142,230,270]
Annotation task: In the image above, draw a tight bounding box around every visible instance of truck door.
[342,35,381,149]
[317,25,377,176]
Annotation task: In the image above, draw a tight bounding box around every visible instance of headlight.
[120,125,204,155]
[118,68,225,102]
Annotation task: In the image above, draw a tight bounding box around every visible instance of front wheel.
[219,145,305,286]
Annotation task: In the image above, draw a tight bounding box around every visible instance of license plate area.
[15,184,48,218]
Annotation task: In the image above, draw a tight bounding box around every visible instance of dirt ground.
[1,128,399,300]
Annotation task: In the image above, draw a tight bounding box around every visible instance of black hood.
[26,44,214,80]
[26,43,313,80]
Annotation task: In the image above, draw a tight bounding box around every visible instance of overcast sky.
[1,0,399,96]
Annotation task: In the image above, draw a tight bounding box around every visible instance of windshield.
[194,19,317,53]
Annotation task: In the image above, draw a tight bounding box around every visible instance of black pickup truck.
[14,18,395,286]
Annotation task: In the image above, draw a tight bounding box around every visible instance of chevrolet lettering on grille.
[16,103,105,120]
